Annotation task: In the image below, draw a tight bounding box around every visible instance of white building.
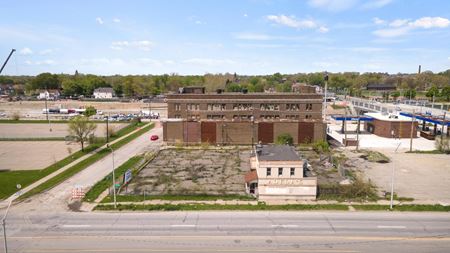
[38,90,60,100]
[245,145,317,201]
[93,87,114,99]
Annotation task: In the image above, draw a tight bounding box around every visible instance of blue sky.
[1,0,450,75]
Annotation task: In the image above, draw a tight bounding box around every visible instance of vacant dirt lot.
[0,123,126,138]
[126,147,251,196]
[360,150,450,204]
[0,141,81,171]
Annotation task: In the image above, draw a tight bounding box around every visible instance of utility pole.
[356,118,360,151]
[2,185,21,253]
[44,86,52,132]
[107,145,117,209]
[323,72,329,122]
[409,110,415,152]
[106,115,109,144]
[390,142,402,210]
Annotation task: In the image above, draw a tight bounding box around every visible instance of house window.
[187,104,199,111]
[290,168,295,176]
[175,104,181,111]
[306,103,313,111]
[305,114,312,119]
[266,168,271,176]
[278,167,283,176]
[260,104,279,111]
[175,115,181,119]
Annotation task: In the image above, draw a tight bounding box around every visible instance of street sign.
[124,169,132,184]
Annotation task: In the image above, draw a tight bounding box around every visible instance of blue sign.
[124,169,132,184]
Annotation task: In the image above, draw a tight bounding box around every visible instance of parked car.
[150,135,159,141]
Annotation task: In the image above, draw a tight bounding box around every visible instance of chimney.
[418,65,421,74]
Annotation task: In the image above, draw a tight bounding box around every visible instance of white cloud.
[373,27,410,37]
[409,17,450,28]
[373,16,450,37]
[183,58,236,66]
[308,0,358,11]
[25,59,56,65]
[351,47,387,52]
[266,15,319,29]
[110,40,154,51]
[318,26,329,33]
[19,47,33,55]
[389,19,409,27]
[373,17,386,25]
[243,14,248,17]
[113,18,121,23]
[96,17,104,25]
[195,20,203,25]
[234,33,272,40]
[361,0,392,10]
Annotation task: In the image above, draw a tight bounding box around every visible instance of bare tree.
[68,116,97,151]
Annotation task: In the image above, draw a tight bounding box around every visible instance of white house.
[38,89,60,100]
[245,145,317,201]
[93,87,114,99]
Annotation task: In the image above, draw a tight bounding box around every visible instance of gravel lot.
[0,123,126,138]
[0,141,81,171]
[126,147,251,196]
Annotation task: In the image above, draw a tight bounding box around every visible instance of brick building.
[163,90,326,145]
[364,112,418,138]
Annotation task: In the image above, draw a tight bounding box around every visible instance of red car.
[150,135,159,141]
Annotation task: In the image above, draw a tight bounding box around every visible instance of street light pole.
[390,142,402,210]
[2,186,21,253]
[107,144,117,208]
[323,72,329,122]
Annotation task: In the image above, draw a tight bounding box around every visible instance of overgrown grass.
[317,177,378,202]
[406,150,449,154]
[383,192,414,202]
[17,123,153,200]
[83,156,143,202]
[101,194,256,203]
[94,203,349,211]
[353,204,450,212]
[330,104,347,110]
[357,149,390,163]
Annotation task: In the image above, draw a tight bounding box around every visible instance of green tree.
[276,133,293,145]
[426,85,439,99]
[441,85,450,101]
[31,73,60,90]
[391,91,400,100]
[68,116,97,151]
[403,88,417,99]
[308,73,325,86]
[83,106,97,117]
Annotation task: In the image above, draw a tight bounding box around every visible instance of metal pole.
[108,145,117,208]
[323,73,328,122]
[2,219,7,253]
[106,115,109,144]
[356,118,360,151]
[390,142,401,210]
[410,110,415,152]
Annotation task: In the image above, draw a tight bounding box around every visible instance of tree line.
[1,69,449,101]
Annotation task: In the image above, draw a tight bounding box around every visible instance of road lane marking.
[271,225,299,228]
[377,225,406,229]
[62,225,92,228]
[171,224,196,227]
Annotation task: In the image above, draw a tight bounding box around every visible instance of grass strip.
[353,204,450,212]
[406,150,449,154]
[17,123,153,200]
[101,194,256,203]
[83,156,143,202]
[94,203,349,211]
[0,119,106,124]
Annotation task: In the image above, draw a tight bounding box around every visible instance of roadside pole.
[390,143,401,210]
[107,145,117,209]
[2,186,21,253]
[106,115,109,144]
[323,73,328,122]
[409,110,415,152]
[356,118,360,151]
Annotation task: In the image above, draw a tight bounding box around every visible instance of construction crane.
[0,49,16,74]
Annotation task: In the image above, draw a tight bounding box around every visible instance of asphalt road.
[4,211,450,253]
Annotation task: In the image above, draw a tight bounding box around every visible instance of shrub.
[435,137,450,153]
[11,112,20,121]
[312,140,330,153]
[276,133,293,145]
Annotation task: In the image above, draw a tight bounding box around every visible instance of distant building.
[0,84,14,96]
[38,89,60,100]
[245,145,317,201]
[291,82,317,94]
[178,86,205,94]
[366,83,396,91]
[93,87,114,99]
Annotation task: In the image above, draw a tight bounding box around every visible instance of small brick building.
[364,112,418,138]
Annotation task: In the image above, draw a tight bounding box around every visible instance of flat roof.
[364,112,416,122]
[256,145,301,161]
